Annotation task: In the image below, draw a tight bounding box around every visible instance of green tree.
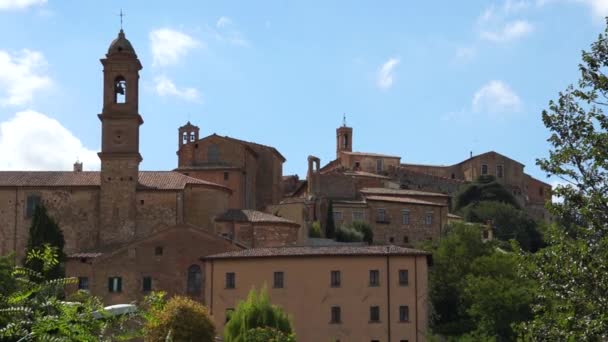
[25,204,65,280]
[308,221,322,238]
[518,20,608,340]
[453,175,520,212]
[325,200,336,239]
[144,296,215,342]
[335,225,364,242]
[462,201,543,252]
[242,327,296,342]
[224,287,294,342]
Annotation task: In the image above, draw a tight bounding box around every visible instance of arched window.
[114,76,127,103]
[187,264,202,295]
[190,132,196,142]
[182,132,188,144]
[343,134,349,148]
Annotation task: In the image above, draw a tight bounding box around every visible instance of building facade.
[204,245,430,342]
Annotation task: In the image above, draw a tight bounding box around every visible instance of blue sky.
[0,0,605,183]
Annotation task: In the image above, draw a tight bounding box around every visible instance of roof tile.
[205,245,430,259]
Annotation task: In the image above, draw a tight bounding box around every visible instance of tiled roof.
[341,151,401,158]
[216,135,286,162]
[205,245,430,259]
[215,209,299,226]
[342,171,391,179]
[360,187,449,197]
[365,195,445,207]
[0,171,229,191]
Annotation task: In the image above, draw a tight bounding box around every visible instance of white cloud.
[0,0,46,10]
[0,110,98,170]
[217,16,233,28]
[0,49,52,106]
[154,76,200,102]
[149,28,200,67]
[472,80,522,114]
[537,0,608,20]
[503,0,530,13]
[480,20,534,42]
[376,58,400,90]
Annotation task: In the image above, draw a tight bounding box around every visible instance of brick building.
[204,245,430,342]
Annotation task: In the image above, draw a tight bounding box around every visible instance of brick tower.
[98,29,143,246]
[336,117,353,158]
[177,121,200,167]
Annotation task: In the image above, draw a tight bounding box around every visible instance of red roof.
[360,187,449,197]
[204,245,430,260]
[215,209,299,226]
[0,171,229,191]
[365,195,446,207]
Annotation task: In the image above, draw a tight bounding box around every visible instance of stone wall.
[252,223,299,247]
[184,186,230,231]
[135,191,179,238]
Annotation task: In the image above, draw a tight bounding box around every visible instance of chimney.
[73,160,83,172]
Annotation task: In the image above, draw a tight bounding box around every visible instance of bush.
[350,221,373,244]
[309,221,321,238]
[144,296,215,342]
[335,225,364,242]
[224,287,293,342]
[242,327,296,342]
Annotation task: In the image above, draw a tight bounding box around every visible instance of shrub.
[335,225,364,242]
[309,221,322,238]
[350,221,373,244]
[144,296,215,342]
[242,327,296,342]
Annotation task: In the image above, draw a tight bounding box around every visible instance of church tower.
[336,116,353,158]
[98,29,143,246]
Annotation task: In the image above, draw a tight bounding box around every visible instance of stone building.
[175,123,285,211]
[203,245,430,342]
[0,29,298,304]
[214,209,300,248]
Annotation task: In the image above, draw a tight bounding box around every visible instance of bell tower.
[98,29,143,246]
[336,115,353,158]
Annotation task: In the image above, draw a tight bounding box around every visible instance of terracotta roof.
[215,209,299,226]
[365,195,446,207]
[360,187,449,197]
[0,171,229,191]
[213,134,286,162]
[341,151,401,159]
[342,171,391,179]
[204,245,430,260]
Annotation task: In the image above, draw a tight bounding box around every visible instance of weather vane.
[118,9,125,30]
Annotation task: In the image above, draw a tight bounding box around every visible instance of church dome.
[107,29,137,56]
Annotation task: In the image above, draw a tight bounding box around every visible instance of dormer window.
[114,76,127,103]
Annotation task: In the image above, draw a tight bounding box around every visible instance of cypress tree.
[25,203,65,279]
[325,200,336,239]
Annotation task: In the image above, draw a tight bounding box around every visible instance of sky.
[0,0,606,186]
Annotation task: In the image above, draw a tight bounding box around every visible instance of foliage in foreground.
[25,204,66,280]
[242,327,296,342]
[453,175,520,212]
[224,287,294,342]
[516,18,608,341]
[144,295,215,342]
[308,221,322,238]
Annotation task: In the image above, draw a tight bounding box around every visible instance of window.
[330,306,341,323]
[399,305,410,322]
[330,270,341,287]
[425,212,433,225]
[369,270,380,287]
[353,211,364,221]
[539,187,544,196]
[370,306,380,323]
[273,271,284,288]
[451,173,455,179]
[182,131,188,144]
[403,236,409,244]
[225,272,236,289]
[401,209,410,225]
[189,132,196,142]
[377,208,387,223]
[333,211,343,221]
[114,76,126,103]
[496,164,504,178]
[355,161,361,169]
[225,308,234,323]
[399,270,409,286]
[389,237,394,243]
[108,277,122,293]
[483,230,489,239]
[376,159,384,173]
[25,195,41,218]
[343,134,349,149]
[154,246,163,256]
[481,164,488,175]
[208,144,220,163]
[187,265,202,295]
[223,172,229,181]
[143,276,152,292]
[78,277,89,290]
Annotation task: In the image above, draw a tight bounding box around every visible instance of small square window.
[399,270,409,286]
[155,246,163,256]
[377,208,387,223]
[224,172,229,181]
[496,164,504,178]
[369,270,380,287]
[389,237,394,243]
[274,271,284,288]
[143,276,152,292]
[399,305,409,322]
[425,212,433,225]
[226,272,235,289]
[403,236,409,244]
[370,306,380,323]
[401,209,410,225]
[331,306,341,323]
[330,270,341,287]
[481,164,488,175]
[78,277,89,290]
[108,277,122,293]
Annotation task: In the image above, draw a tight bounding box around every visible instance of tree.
[335,221,373,244]
[516,19,608,341]
[144,296,215,342]
[224,287,294,342]
[462,201,543,252]
[242,327,296,342]
[25,204,65,280]
[453,175,520,212]
[325,200,336,239]
[308,221,321,238]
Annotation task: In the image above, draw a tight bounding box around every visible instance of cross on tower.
[343,113,347,127]
[118,9,125,30]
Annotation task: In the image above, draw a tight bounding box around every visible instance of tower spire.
[118,9,125,30]
[342,113,347,127]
